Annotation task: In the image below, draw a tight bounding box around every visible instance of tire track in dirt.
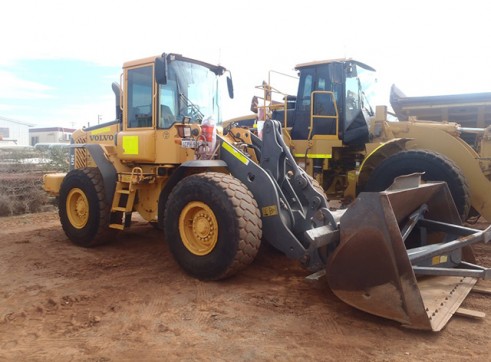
[192,279,217,325]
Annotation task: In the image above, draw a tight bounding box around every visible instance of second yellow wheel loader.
[43,53,491,331]
[232,59,491,223]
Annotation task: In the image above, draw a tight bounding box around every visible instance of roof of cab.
[295,58,375,71]
[122,53,227,75]
[123,56,157,68]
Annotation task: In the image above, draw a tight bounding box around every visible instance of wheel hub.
[75,197,87,217]
[66,188,89,229]
[193,212,214,239]
[179,202,218,256]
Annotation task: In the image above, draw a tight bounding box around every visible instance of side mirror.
[155,56,167,85]
[227,75,234,99]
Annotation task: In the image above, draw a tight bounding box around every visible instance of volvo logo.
[89,134,114,141]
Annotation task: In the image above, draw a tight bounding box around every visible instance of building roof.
[29,127,76,133]
[0,115,36,127]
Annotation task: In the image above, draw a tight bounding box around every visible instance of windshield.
[345,63,377,125]
[158,60,222,129]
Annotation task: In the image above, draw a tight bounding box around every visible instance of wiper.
[179,93,204,122]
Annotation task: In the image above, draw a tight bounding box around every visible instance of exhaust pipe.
[112,82,122,122]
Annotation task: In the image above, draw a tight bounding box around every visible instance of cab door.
[290,64,341,141]
[117,64,156,162]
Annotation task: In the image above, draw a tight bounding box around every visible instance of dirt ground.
[0,211,490,361]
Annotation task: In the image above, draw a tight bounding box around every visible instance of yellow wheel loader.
[231,59,491,222]
[43,53,491,331]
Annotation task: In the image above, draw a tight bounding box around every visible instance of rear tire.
[59,168,116,247]
[164,172,262,280]
[363,150,471,220]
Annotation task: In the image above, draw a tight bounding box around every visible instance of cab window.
[127,66,153,128]
[300,73,313,109]
[158,80,178,129]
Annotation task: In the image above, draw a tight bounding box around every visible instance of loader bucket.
[326,175,482,331]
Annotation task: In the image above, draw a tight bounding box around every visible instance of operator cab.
[124,53,233,130]
[116,53,233,163]
[284,59,377,145]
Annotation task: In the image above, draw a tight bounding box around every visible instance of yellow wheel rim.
[179,201,219,256]
[66,188,89,229]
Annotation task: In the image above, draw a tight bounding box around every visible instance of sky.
[1,0,491,129]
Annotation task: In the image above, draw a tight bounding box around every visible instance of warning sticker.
[262,205,278,217]
[122,135,139,155]
[222,142,249,165]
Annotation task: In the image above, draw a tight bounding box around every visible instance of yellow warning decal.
[293,153,332,159]
[262,205,278,217]
[122,135,139,155]
[91,126,111,135]
[432,255,448,265]
[222,142,249,165]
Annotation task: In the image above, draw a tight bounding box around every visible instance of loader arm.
[218,120,338,271]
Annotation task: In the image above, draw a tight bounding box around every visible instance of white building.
[0,116,35,146]
[29,127,76,146]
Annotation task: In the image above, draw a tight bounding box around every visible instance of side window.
[301,74,313,109]
[158,81,177,129]
[127,66,153,128]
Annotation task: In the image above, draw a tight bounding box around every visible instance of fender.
[83,144,117,205]
[393,124,491,220]
[357,138,410,189]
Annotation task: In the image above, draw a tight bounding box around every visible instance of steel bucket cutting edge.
[326,177,478,331]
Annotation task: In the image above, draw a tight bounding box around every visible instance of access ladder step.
[109,223,125,230]
[112,207,129,212]
[116,189,131,195]
[111,179,138,216]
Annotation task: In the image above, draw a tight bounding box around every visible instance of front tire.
[363,150,471,220]
[164,172,262,280]
[59,168,116,247]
